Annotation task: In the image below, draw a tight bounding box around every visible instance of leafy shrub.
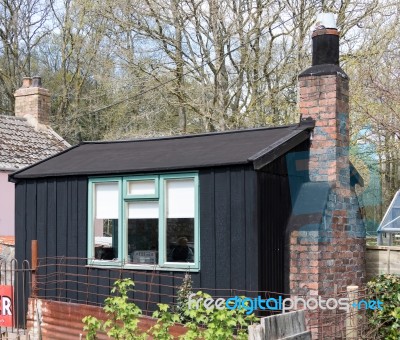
[367,274,400,339]
[83,278,146,340]
[150,304,181,340]
[83,278,258,339]
[182,291,258,340]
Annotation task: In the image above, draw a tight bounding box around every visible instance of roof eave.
[249,128,312,170]
[9,161,252,180]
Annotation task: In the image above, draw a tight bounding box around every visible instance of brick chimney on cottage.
[14,76,50,126]
[299,14,349,185]
[289,12,365,309]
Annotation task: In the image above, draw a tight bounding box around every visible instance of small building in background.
[0,76,70,237]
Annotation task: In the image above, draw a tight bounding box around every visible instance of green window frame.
[123,175,159,199]
[88,173,200,271]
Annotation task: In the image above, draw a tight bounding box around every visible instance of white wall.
[0,171,15,236]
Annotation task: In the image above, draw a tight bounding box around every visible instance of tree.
[0,0,51,112]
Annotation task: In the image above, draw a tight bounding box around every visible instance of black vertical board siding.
[107,269,120,306]
[146,271,160,313]
[134,271,147,312]
[214,168,231,290]
[160,271,174,308]
[25,181,36,326]
[244,168,258,294]
[230,168,246,291]
[13,162,296,314]
[36,180,48,302]
[46,179,57,299]
[14,181,27,328]
[279,177,291,292]
[142,271,151,314]
[67,179,78,302]
[15,182,26,261]
[257,154,292,296]
[23,179,36,322]
[25,181,37,262]
[191,271,201,292]
[87,267,99,305]
[36,180,47,259]
[199,170,215,290]
[258,173,265,296]
[97,267,112,303]
[77,177,88,302]
[56,180,68,300]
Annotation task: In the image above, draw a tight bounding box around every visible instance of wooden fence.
[248,311,311,340]
[366,245,400,280]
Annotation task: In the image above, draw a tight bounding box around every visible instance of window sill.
[85,261,200,272]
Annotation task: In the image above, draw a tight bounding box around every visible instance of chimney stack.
[290,12,365,317]
[14,76,50,126]
[298,13,349,183]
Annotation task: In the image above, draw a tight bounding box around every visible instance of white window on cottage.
[91,181,120,261]
[88,173,199,271]
[127,201,159,265]
[165,179,195,264]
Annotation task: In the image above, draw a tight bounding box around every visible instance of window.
[88,173,199,270]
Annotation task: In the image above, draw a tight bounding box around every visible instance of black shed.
[10,122,313,310]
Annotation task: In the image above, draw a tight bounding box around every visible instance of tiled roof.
[0,115,70,171]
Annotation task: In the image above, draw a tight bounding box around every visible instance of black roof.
[10,123,312,180]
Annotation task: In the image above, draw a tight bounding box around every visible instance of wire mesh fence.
[1,256,394,338]
[31,256,391,338]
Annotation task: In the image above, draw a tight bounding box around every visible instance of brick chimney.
[299,13,349,185]
[14,76,50,126]
[289,13,365,305]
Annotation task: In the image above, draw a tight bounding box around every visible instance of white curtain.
[95,182,119,219]
[166,179,194,218]
[128,180,155,195]
[128,201,159,219]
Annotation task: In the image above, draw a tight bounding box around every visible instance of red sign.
[0,285,13,327]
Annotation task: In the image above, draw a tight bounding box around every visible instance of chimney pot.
[312,13,339,66]
[32,76,42,87]
[315,13,337,29]
[22,77,32,88]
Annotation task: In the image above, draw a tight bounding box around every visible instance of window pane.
[94,219,118,260]
[165,178,195,263]
[166,219,194,263]
[95,182,119,219]
[127,202,159,265]
[128,201,159,219]
[128,180,155,196]
[93,182,119,260]
[166,179,194,218]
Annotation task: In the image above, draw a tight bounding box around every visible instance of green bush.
[182,291,258,340]
[366,274,400,339]
[83,278,146,340]
[82,278,258,339]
